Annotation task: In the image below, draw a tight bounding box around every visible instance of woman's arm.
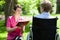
[6,26,17,32]
[6,16,18,32]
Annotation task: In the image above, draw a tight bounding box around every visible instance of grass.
[0,14,60,40]
[0,20,7,40]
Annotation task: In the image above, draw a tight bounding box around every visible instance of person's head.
[13,5,22,15]
[40,2,52,12]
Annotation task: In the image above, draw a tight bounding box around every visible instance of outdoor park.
[0,0,60,40]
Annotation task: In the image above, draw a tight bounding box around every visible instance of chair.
[32,17,58,40]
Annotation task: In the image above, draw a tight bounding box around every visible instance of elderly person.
[35,1,54,18]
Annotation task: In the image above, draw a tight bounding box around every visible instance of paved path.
[0,15,5,20]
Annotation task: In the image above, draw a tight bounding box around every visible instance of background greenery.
[0,0,56,15]
[0,0,60,40]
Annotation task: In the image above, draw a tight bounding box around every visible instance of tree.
[18,0,41,15]
[56,0,60,13]
[4,0,17,24]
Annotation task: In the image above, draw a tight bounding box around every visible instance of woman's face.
[15,7,22,15]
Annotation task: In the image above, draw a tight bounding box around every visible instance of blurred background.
[0,0,60,40]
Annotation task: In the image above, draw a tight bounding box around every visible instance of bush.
[0,0,5,12]
[18,0,41,15]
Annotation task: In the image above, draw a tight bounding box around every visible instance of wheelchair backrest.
[32,17,58,40]
[32,17,58,29]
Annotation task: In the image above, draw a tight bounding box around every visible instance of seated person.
[32,1,58,40]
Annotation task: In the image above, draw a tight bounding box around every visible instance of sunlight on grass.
[52,14,60,34]
[0,32,7,40]
[57,16,60,34]
[0,32,7,38]
[23,32,29,40]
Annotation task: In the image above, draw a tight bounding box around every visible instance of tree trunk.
[56,0,60,14]
[4,0,17,25]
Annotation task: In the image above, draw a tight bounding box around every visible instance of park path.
[0,15,5,20]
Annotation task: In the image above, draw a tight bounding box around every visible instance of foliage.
[18,0,40,15]
[0,0,56,14]
[0,0,5,12]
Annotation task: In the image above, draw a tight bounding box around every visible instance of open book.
[16,16,30,26]
[16,21,29,26]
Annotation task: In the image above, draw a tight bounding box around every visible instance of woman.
[6,5,24,40]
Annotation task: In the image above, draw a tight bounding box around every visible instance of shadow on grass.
[0,20,6,33]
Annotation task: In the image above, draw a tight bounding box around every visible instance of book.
[16,21,29,26]
[16,16,30,26]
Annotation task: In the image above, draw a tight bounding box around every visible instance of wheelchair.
[27,17,59,40]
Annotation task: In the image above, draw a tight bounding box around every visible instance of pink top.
[6,16,23,40]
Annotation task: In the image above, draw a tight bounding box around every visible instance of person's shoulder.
[49,15,56,18]
[45,15,58,19]
[8,16,13,20]
[9,16,12,19]
[35,14,41,17]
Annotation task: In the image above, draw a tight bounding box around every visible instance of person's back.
[35,12,55,18]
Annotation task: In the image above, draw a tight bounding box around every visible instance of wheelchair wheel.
[55,33,59,40]
[26,32,32,40]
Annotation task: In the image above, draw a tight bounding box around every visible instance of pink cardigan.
[6,16,22,40]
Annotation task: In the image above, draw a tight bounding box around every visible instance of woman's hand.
[18,23,25,33]
[20,23,24,27]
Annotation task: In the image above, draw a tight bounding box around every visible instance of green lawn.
[0,14,60,40]
[0,20,7,40]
